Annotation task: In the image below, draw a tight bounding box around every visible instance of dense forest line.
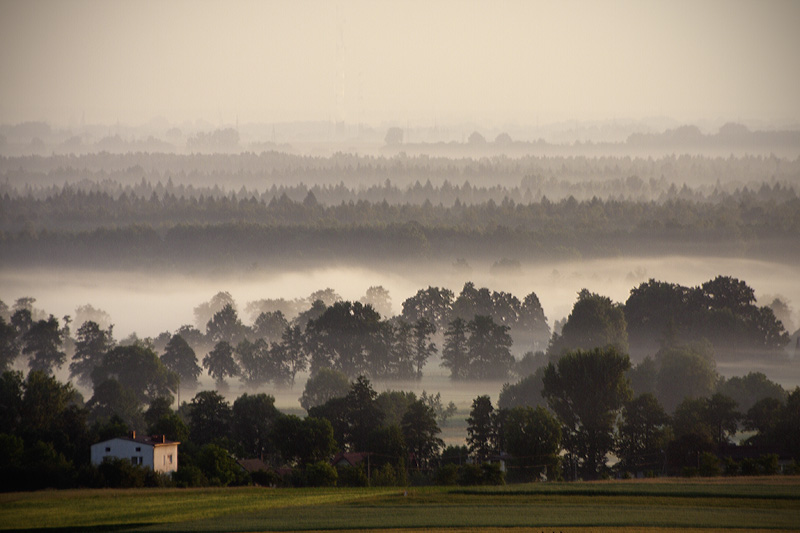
[3,151,799,192]
[3,151,798,267]
[2,171,799,208]
[2,197,797,267]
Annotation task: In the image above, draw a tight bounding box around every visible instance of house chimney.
[161,435,166,443]
[131,430,136,439]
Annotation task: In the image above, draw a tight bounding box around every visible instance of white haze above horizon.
[2,256,797,341]
[1,0,799,129]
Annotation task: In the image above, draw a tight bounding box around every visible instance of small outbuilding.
[91,431,179,474]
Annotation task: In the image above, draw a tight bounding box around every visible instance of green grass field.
[2,477,799,532]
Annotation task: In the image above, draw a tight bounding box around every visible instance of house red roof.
[331,452,368,467]
[237,458,269,473]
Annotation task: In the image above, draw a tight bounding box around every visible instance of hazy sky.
[1,0,799,128]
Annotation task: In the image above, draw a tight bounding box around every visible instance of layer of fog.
[4,255,796,339]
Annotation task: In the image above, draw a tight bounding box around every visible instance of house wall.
[91,438,154,470]
[152,443,179,474]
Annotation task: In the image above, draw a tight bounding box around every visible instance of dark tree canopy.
[655,342,717,413]
[625,276,790,360]
[92,344,178,405]
[498,367,547,410]
[466,395,496,463]
[401,400,443,470]
[232,393,280,459]
[300,367,350,412]
[549,290,628,356]
[615,393,670,474]
[206,304,247,345]
[401,286,454,332]
[625,280,690,357]
[203,341,240,387]
[0,317,20,372]
[501,406,561,481]
[466,315,515,380]
[542,347,632,479]
[23,316,66,374]
[86,378,143,429]
[716,372,786,413]
[252,310,289,343]
[305,301,387,378]
[442,315,514,380]
[161,334,201,388]
[188,390,231,447]
[70,320,115,387]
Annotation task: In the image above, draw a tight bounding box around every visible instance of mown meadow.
[2,477,798,532]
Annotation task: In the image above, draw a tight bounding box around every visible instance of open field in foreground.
[2,477,799,532]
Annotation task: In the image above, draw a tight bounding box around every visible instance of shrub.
[371,463,398,486]
[699,452,721,477]
[435,463,459,485]
[250,468,280,487]
[337,465,368,487]
[173,464,208,487]
[306,461,338,487]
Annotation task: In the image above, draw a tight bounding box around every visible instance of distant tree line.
[1,276,791,392]
[3,150,798,198]
[3,192,798,267]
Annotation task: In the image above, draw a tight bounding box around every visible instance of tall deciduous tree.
[234,338,271,386]
[704,393,741,447]
[615,393,670,475]
[70,321,115,387]
[549,290,628,356]
[300,367,350,411]
[514,292,551,351]
[23,316,66,374]
[466,395,496,463]
[188,390,231,447]
[344,376,384,452]
[278,324,307,386]
[252,310,289,343]
[441,318,469,379]
[412,318,437,379]
[401,286,454,332]
[542,347,632,479]
[401,400,443,471]
[232,393,280,460]
[272,414,337,466]
[466,315,514,380]
[203,341,240,388]
[161,334,201,389]
[0,317,20,372]
[92,344,179,405]
[655,342,717,413]
[305,301,386,378]
[206,304,247,345]
[501,406,562,481]
[360,286,393,319]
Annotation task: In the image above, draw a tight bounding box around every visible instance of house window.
[168,454,173,464]
[131,456,142,465]
[105,447,111,452]
[135,447,141,452]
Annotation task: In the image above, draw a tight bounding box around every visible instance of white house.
[91,431,179,474]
